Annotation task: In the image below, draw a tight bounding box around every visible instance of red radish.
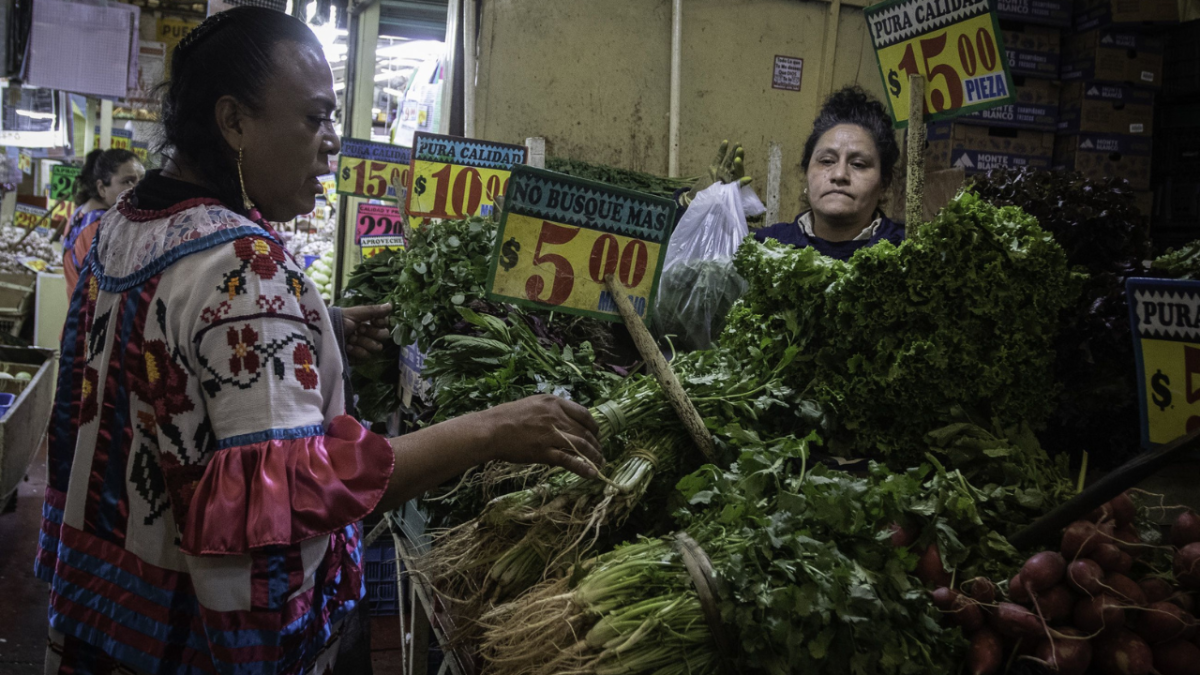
[1105,574,1148,607]
[1134,602,1197,644]
[1009,573,1031,603]
[1023,551,1067,591]
[1089,502,1115,524]
[967,577,996,605]
[1110,493,1137,527]
[951,594,986,633]
[1035,627,1092,675]
[1033,584,1076,624]
[1141,578,1175,605]
[916,543,951,588]
[1175,543,1200,591]
[1172,591,1195,614]
[888,522,916,548]
[1067,559,1106,596]
[1092,543,1125,572]
[1063,520,1101,559]
[990,602,1044,638]
[1113,552,1134,576]
[1114,524,1143,555]
[1171,511,1200,548]
[931,586,957,611]
[1075,594,1126,635]
[1152,639,1200,675]
[967,628,1004,675]
[1095,630,1154,675]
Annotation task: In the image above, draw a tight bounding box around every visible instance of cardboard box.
[927,123,1055,173]
[1054,134,1152,190]
[996,0,1072,28]
[1074,0,1179,31]
[959,77,1060,131]
[1062,30,1164,88]
[1058,82,1155,135]
[1002,24,1061,79]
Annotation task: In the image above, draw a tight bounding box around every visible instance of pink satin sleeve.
[180,415,395,556]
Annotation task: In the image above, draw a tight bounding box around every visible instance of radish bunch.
[933,493,1200,675]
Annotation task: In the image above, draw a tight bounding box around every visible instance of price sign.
[14,204,48,230]
[1127,278,1200,447]
[49,199,74,225]
[50,165,81,201]
[356,203,405,243]
[94,127,134,151]
[17,151,32,174]
[360,235,406,260]
[487,166,675,322]
[406,132,526,220]
[866,0,1015,127]
[132,141,148,162]
[319,174,337,203]
[336,138,411,200]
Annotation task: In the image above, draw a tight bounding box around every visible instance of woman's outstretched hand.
[480,395,604,479]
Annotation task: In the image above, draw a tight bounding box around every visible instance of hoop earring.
[237,145,255,212]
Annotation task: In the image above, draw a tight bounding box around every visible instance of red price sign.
[336,138,412,200]
[406,132,526,220]
[355,202,405,243]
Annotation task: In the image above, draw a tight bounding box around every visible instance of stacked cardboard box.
[1055,0,1178,212]
[1153,22,1200,240]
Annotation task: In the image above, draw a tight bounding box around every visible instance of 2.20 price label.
[406,132,526,220]
[866,0,1015,127]
[355,202,405,243]
[487,165,674,322]
[336,138,412,200]
[50,165,81,201]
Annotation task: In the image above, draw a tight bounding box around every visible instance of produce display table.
[0,346,56,503]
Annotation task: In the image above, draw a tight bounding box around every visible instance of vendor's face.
[97,159,144,209]
[239,41,340,222]
[806,124,885,228]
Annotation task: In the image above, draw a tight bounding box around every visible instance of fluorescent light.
[15,110,56,119]
[383,88,405,98]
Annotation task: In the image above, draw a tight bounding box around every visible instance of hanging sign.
[360,235,406,260]
[49,198,74,225]
[486,166,675,322]
[1127,277,1200,447]
[94,127,134,151]
[865,0,1015,127]
[356,202,406,243]
[318,173,337,203]
[14,203,48,230]
[17,151,32,174]
[406,132,526,221]
[50,165,81,201]
[132,140,148,162]
[336,138,411,200]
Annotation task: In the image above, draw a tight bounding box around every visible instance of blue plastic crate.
[363,541,402,616]
[0,392,15,419]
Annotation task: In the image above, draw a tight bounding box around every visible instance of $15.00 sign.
[406,132,526,220]
[865,0,1015,127]
[487,166,676,322]
[337,138,412,200]
[1127,278,1200,447]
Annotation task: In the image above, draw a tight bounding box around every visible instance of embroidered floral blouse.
[35,172,395,675]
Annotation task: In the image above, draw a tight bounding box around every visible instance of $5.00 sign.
[336,138,412,200]
[50,165,81,201]
[865,0,1015,127]
[1127,278,1200,447]
[407,132,526,220]
[487,166,675,322]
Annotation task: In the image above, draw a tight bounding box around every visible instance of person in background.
[60,148,144,293]
[36,8,601,675]
[685,86,903,261]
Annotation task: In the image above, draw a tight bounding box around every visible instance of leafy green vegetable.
[652,258,747,351]
[1154,240,1200,280]
[546,156,696,199]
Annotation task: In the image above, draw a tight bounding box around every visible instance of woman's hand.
[341,303,393,361]
[480,395,604,479]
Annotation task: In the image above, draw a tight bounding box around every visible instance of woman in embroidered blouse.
[60,148,144,294]
[36,8,602,675]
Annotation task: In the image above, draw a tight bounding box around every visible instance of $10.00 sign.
[487,166,675,322]
[865,0,1015,127]
[1127,278,1200,447]
[406,132,526,220]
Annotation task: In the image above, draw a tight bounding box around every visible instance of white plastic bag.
[653,181,764,350]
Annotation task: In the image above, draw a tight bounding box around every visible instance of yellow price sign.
[94,128,134,151]
[1129,278,1200,446]
[336,138,411,200]
[360,235,406,260]
[17,152,31,174]
[14,204,47,230]
[866,0,1015,127]
[406,132,526,220]
[487,166,674,322]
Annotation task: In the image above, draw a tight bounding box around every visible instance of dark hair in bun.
[75,148,138,206]
[802,86,899,189]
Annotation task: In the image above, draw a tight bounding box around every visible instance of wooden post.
[765,141,782,225]
[905,74,926,227]
[603,276,718,464]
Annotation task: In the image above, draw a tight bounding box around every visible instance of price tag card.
[50,165,81,201]
[94,127,134,151]
[17,151,32,174]
[360,235,407,260]
[487,166,675,322]
[14,203,48,230]
[318,174,337,203]
[49,199,74,225]
[406,132,527,220]
[132,140,149,162]
[1128,278,1200,447]
[866,0,1015,127]
[356,202,406,243]
[336,138,411,200]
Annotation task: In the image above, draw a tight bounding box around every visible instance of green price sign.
[50,165,81,201]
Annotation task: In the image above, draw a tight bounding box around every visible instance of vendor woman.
[36,8,602,675]
[689,86,903,260]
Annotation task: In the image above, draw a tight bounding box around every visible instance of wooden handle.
[603,276,718,464]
